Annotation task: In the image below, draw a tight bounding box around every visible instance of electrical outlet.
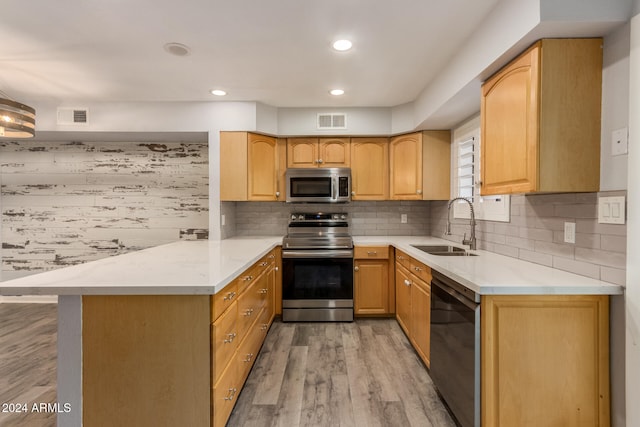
[564,222,576,244]
[221,214,226,226]
[611,127,628,156]
[400,214,408,224]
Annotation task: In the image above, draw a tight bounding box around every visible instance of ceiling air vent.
[317,113,347,130]
[57,107,89,125]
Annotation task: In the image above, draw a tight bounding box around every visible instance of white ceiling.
[0,0,501,108]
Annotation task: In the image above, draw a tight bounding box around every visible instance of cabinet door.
[481,43,540,195]
[354,259,389,315]
[395,264,412,335]
[248,133,279,200]
[390,133,423,200]
[287,138,318,168]
[350,137,389,200]
[319,138,350,167]
[410,277,430,368]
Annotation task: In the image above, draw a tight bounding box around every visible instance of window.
[452,116,510,222]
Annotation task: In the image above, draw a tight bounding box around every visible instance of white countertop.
[354,236,623,295]
[0,237,281,296]
[0,235,623,296]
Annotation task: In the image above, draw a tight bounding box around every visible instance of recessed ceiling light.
[211,89,227,96]
[330,89,345,96]
[163,42,191,57]
[332,39,353,51]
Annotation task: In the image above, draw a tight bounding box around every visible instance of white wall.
[276,107,391,136]
[626,9,640,427]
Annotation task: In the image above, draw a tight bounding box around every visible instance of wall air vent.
[317,113,347,130]
[57,108,89,125]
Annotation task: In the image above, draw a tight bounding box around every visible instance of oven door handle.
[282,250,354,259]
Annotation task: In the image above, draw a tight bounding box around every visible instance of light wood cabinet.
[354,245,393,316]
[390,133,423,200]
[480,38,602,195]
[482,294,610,427]
[287,137,350,168]
[220,132,286,201]
[350,137,389,200]
[394,250,431,368]
[421,130,451,200]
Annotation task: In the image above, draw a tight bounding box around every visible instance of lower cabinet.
[481,294,610,427]
[354,245,393,316]
[394,250,431,367]
[211,247,279,427]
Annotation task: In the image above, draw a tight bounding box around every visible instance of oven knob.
[291,214,297,220]
[298,215,304,220]
[340,214,346,220]
[332,214,339,220]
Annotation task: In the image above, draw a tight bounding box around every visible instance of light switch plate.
[564,222,576,244]
[598,196,626,224]
[611,128,628,156]
[400,214,408,224]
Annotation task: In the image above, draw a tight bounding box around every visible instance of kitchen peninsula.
[0,236,622,426]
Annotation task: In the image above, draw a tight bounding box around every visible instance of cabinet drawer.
[213,359,240,427]
[236,308,266,383]
[236,278,262,338]
[354,245,389,259]
[395,250,411,269]
[211,280,238,322]
[212,301,238,384]
[409,258,431,283]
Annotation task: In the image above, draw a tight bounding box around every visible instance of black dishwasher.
[430,270,480,427]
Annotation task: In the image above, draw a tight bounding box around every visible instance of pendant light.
[0,97,36,138]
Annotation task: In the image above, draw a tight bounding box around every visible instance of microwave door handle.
[332,176,338,201]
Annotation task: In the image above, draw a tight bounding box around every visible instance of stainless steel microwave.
[285,168,351,203]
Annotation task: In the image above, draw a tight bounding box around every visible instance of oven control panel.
[289,212,347,222]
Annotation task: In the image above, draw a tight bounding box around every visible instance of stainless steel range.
[282,212,354,322]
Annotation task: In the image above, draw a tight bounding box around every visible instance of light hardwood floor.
[0,303,57,427]
[229,319,455,427]
[0,305,455,427]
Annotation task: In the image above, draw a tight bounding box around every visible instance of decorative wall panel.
[0,140,208,279]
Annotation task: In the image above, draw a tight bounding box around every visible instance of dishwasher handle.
[432,278,479,311]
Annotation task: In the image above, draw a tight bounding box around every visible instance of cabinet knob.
[354,266,360,272]
[318,159,324,164]
[417,189,422,194]
[404,279,411,287]
[275,266,279,272]
[275,191,280,198]
[351,191,355,196]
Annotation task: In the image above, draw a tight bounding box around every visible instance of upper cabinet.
[350,137,389,200]
[220,132,286,201]
[480,38,603,195]
[390,133,423,200]
[389,131,451,200]
[287,137,350,168]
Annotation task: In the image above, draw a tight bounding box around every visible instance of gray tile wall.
[231,201,431,237]
[0,140,209,279]
[430,191,627,285]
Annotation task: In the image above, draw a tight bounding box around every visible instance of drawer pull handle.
[261,323,268,331]
[259,288,268,294]
[244,275,253,281]
[260,261,268,267]
[268,254,275,259]
[414,267,422,272]
[224,332,237,343]
[367,251,377,255]
[404,279,411,287]
[397,256,404,260]
[224,388,237,401]
[243,353,254,363]
[244,308,254,316]
[223,291,236,301]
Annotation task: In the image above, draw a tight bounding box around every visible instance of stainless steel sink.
[411,244,478,256]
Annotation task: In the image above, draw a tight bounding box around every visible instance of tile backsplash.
[1,140,209,279]
[226,191,627,285]
[431,191,627,285]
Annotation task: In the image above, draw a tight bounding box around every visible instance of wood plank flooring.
[0,305,455,427]
[0,303,57,427]
[229,319,456,427]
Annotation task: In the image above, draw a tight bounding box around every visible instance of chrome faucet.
[445,197,477,250]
